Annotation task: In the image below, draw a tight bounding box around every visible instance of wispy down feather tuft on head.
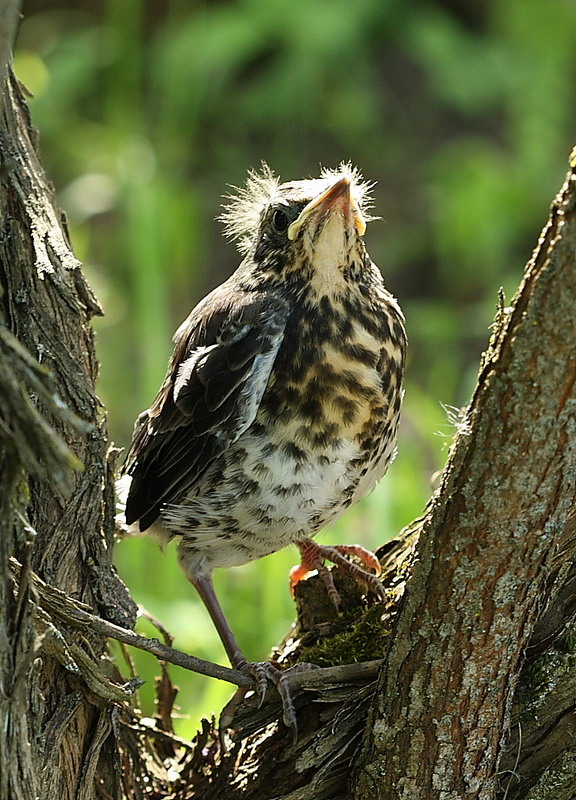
[219,162,377,255]
[219,163,281,255]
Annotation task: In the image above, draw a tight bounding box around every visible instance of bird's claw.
[235,660,299,742]
[276,671,297,741]
[316,562,341,610]
[248,660,272,708]
[291,539,385,608]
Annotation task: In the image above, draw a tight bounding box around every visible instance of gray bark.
[0,59,135,800]
[351,164,576,798]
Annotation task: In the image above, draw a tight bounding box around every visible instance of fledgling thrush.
[119,164,406,724]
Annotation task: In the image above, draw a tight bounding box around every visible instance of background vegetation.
[15,0,575,737]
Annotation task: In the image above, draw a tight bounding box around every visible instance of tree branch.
[13,555,384,694]
[0,64,136,800]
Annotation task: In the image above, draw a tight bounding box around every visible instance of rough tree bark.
[0,19,136,800]
[1,12,576,799]
[351,167,576,799]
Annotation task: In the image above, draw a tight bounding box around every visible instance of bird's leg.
[191,573,247,668]
[290,538,384,608]
[190,573,298,739]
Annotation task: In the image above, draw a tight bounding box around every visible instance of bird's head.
[220,164,376,288]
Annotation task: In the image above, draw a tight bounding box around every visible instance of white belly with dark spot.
[159,408,399,580]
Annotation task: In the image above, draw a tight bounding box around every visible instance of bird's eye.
[272,208,289,233]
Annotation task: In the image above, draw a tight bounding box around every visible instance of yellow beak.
[287,177,366,241]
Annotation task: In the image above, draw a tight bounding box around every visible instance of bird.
[119,163,406,723]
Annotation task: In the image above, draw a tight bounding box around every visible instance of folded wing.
[123,286,289,531]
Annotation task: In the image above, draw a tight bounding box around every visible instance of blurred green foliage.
[16,0,575,738]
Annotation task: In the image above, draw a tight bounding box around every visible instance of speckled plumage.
[120,164,406,673]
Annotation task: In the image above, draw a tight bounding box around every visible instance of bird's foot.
[222,659,301,742]
[290,538,384,609]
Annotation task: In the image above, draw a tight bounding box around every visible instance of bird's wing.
[123,286,289,531]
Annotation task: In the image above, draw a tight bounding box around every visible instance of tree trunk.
[0,41,136,800]
[351,162,576,800]
[1,11,576,797]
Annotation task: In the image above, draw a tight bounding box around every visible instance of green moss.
[298,603,391,667]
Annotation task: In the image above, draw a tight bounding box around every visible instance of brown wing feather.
[123,284,289,531]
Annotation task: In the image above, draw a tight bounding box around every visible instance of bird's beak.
[287,177,366,241]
